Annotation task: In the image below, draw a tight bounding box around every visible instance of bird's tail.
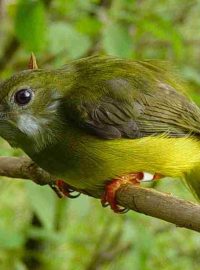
[185,170,200,201]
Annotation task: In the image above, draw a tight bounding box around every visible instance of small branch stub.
[28,53,38,70]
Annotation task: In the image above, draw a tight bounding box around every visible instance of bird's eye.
[14,88,33,106]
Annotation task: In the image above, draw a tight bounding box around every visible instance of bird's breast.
[29,135,200,190]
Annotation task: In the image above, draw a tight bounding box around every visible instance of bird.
[0,53,200,212]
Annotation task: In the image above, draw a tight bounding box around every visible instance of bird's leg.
[101,172,163,213]
[49,180,81,199]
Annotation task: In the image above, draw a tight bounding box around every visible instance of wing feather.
[63,58,200,139]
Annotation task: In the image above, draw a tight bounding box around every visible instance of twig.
[0,156,200,232]
[86,220,132,270]
[23,214,45,270]
[0,37,20,72]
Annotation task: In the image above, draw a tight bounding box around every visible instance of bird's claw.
[49,180,81,199]
[101,195,129,213]
[101,179,129,213]
[101,172,163,213]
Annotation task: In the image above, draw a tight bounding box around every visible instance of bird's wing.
[63,60,200,139]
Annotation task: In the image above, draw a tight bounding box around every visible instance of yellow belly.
[86,135,200,179]
[59,135,200,190]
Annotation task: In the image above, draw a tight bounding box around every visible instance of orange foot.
[49,180,81,199]
[101,172,163,213]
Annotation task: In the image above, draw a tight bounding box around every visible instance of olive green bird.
[0,54,200,212]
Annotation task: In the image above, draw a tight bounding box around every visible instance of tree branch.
[1,156,200,232]
[0,156,51,184]
[117,185,200,232]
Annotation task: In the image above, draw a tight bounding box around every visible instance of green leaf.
[48,22,91,59]
[102,23,133,58]
[140,17,185,60]
[0,229,24,249]
[55,0,94,16]
[15,0,47,52]
[25,181,57,231]
[75,16,102,36]
[181,66,200,86]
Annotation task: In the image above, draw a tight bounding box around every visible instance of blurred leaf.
[75,16,102,36]
[140,16,185,59]
[181,66,200,86]
[48,22,91,59]
[28,227,67,243]
[55,0,94,16]
[15,0,47,52]
[0,229,24,249]
[102,23,133,58]
[25,182,57,231]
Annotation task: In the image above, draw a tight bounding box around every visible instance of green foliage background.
[0,0,200,269]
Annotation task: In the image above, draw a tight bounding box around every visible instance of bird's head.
[0,54,67,152]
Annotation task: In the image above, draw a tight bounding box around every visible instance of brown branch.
[0,156,200,232]
[117,185,200,232]
[0,156,51,184]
